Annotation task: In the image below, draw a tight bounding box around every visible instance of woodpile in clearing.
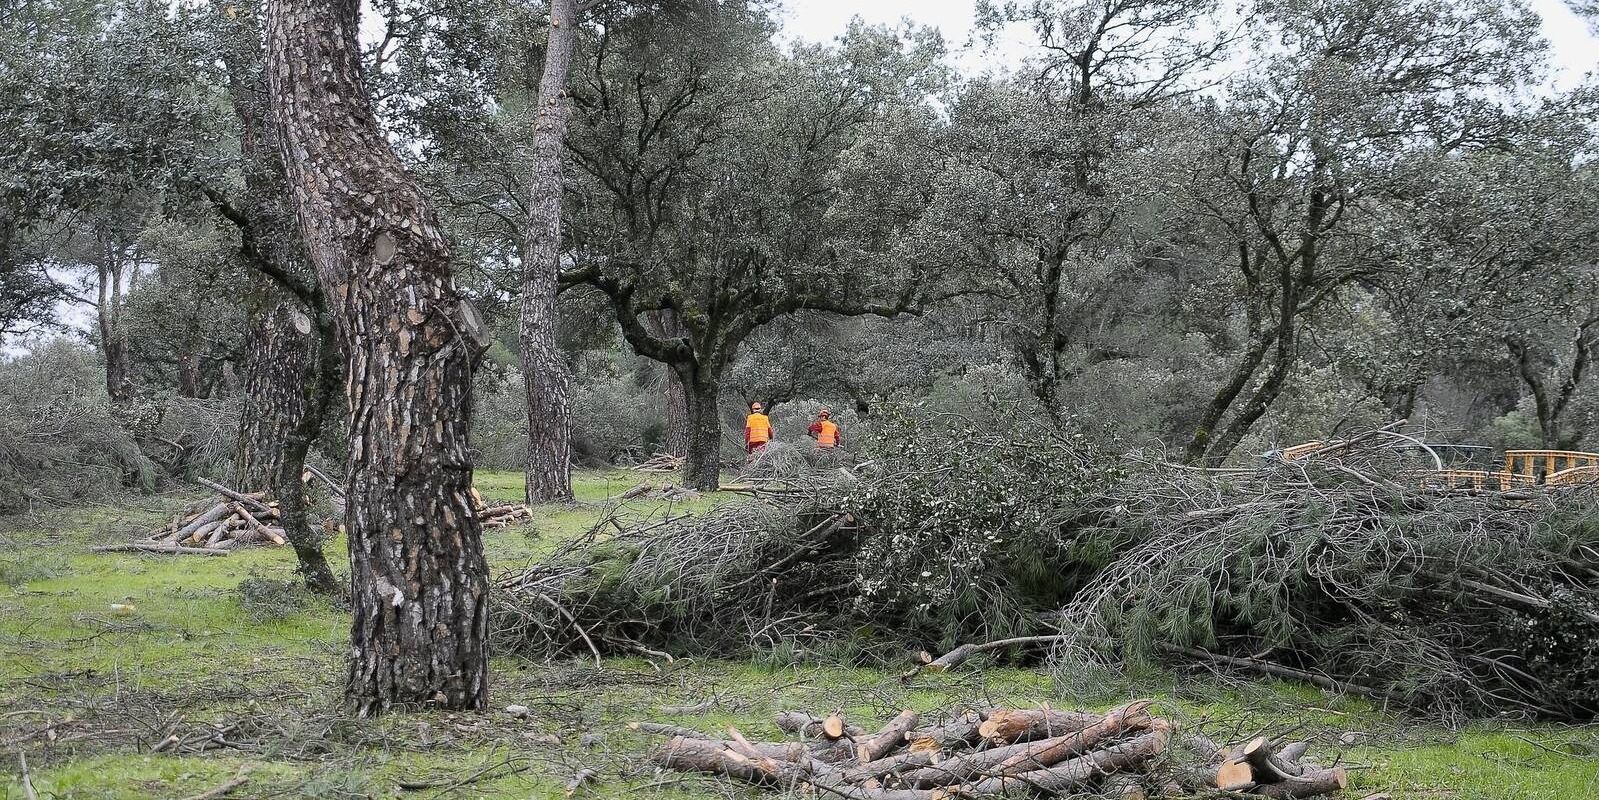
[636,703,1351,799]
[632,454,685,473]
[98,477,290,556]
[469,487,535,528]
[618,483,702,502]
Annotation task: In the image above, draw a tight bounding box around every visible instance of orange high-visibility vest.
[816,420,839,448]
[746,413,772,444]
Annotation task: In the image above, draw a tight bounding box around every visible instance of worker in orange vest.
[744,401,773,455]
[808,409,841,450]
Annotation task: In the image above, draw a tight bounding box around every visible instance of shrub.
[0,339,155,513]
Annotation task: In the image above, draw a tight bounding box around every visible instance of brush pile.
[636,703,1350,799]
[99,478,289,556]
[493,410,1599,720]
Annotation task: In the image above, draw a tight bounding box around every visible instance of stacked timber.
[99,478,290,556]
[636,703,1351,799]
[469,487,535,528]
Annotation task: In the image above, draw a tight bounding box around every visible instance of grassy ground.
[1,470,1595,799]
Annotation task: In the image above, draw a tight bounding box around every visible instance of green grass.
[1,470,1595,798]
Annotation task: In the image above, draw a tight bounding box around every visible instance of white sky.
[775,0,1599,88]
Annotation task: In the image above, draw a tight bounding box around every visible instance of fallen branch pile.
[494,414,1599,720]
[100,477,289,555]
[637,703,1350,799]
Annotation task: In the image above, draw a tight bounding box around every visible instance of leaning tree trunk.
[266,0,491,715]
[518,0,578,504]
[679,368,724,491]
[216,0,338,595]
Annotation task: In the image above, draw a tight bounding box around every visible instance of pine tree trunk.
[235,302,312,489]
[233,300,339,595]
[518,0,577,504]
[266,0,491,716]
[680,369,724,491]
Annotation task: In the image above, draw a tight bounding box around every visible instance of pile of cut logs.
[633,454,685,473]
[99,478,290,556]
[469,487,535,528]
[635,702,1351,799]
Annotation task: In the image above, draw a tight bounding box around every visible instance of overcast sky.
[775,0,1599,88]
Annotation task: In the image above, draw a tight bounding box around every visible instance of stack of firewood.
[469,488,535,528]
[635,702,1350,799]
[633,454,685,473]
[99,479,289,556]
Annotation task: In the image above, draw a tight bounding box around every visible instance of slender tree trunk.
[1183,329,1276,464]
[678,366,724,491]
[518,0,578,504]
[96,240,134,404]
[266,0,491,715]
[216,0,337,595]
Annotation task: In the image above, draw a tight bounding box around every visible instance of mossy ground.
[1,471,1595,798]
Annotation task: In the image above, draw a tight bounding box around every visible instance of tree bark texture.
[265,0,491,715]
[679,367,725,491]
[518,0,577,504]
[647,310,692,456]
[216,0,338,595]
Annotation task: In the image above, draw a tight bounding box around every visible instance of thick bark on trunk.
[176,351,203,398]
[518,0,578,504]
[234,300,339,595]
[680,369,724,491]
[266,0,491,715]
[235,302,313,488]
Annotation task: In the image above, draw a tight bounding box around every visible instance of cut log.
[650,736,803,784]
[918,635,1068,674]
[907,712,984,751]
[991,700,1155,775]
[93,543,230,556]
[1277,741,1311,763]
[194,478,271,513]
[775,711,866,740]
[627,721,715,739]
[1214,757,1255,791]
[978,707,1106,744]
[855,710,920,763]
[232,503,282,544]
[173,503,232,541]
[838,750,941,784]
[895,703,1148,789]
[961,725,1171,797]
[1243,737,1307,782]
[564,768,597,797]
[1251,767,1348,798]
[1102,775,1148,800]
